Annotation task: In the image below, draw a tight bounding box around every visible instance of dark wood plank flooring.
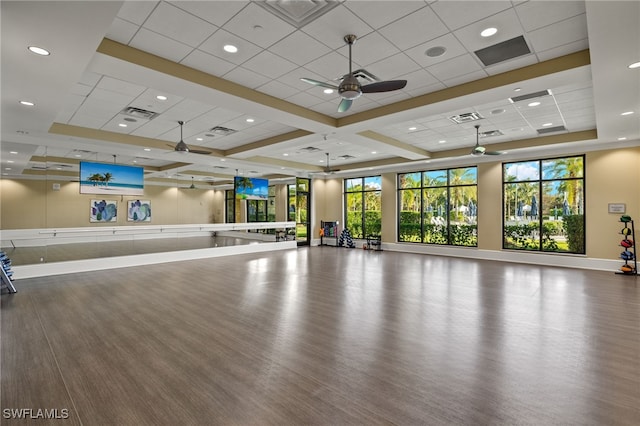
[2,247,639,425]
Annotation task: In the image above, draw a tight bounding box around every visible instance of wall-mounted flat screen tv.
[79,161,144,196]
[234,176,268,200]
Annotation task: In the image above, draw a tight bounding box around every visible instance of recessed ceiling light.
[132,160,137,163]
[143,148,151,152]
[542,122,553,127]
[628,61,640,69]
[425,46,446,57]
[283,153,289,156]
[9,151,18,154]
[480,27,498,37]
[246,118,254,123]
[618,137,627,141]
[371,151,377,154]
[196,137,203,141]
[409,127,417,131]
[223,44,238,53]
[491,108,506,115]
[514,87,522,92]
[528,101,541,107]
[621,111,634,116]
[28,46,50,56]
[438,140,446,144]
[7,160,14,164]
[220,159,226,162]
[323,88,334,94]
[118,123,127,127]
[74,154,81,158]
[19,100,35,106]
[156,95,167,101]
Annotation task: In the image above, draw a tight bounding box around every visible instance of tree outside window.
[398,167,477,246]
[344,176,381,239]
[503,156,584,253]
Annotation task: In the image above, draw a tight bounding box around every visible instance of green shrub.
[563,215,585,253]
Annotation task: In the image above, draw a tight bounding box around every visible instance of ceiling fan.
[168,121,212,155]
[322,152,340,174]
[471,124,503,156]
[301,34,407,113]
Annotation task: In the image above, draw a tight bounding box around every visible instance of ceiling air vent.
[213,166,228,170]
[338,154,355,160]
[509,90,551,103]
[480,130,504,138]
[299,146,321,153]
[120,107,159,120]
[209,126,237,136]
[449,112,484,124]
[537,125,567,134]
[475,35,531,66]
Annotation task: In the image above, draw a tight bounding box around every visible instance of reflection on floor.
[3,235,265,266]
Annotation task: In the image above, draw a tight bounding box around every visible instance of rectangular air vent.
[338,155,355,160]
[449,112,484,124]
[475,35,531,66]
[209,126,237,136]
[479,130,504,138]
[299,146,321,153]
[509,90,551,103]
[537,125,567,134]
[120,107,159,120]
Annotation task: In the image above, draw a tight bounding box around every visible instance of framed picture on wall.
[127,200,151,222]
[90,199,117,222]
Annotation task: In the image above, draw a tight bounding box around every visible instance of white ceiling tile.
[256,80,300,100]
[430,1,513,31]
[222,66,271,89]
[404,81,447,97]
[170,1,247,27]
[129,28,193,62]
[536,38,588,62]
[143,2,218,47]
[301,5,374,49]
[484,54,538,76]
[399,69,440,91]
[277,68,331,92]
[269,30,332,66]
[105,18,139,45]
[528,14,588,53]
[97,76,146,97]
[516,1,586,32]
[131,88,184,114]
[352,31,402,67]
[241,50,299,79]
[427,54,484,82]
[285,91,328,108]
[364,52,421,81]
[378,7,449,50]
[406,33,469,68]
[222,2,296,49]
[116,1,158,25]
[182,49,237,76]
[303,51,352,81]
[452,8,524,52]
[344,1,428,30]
[69,114,111,129]
[198,29,263,65]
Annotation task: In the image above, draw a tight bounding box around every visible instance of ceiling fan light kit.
[301,34,407,112]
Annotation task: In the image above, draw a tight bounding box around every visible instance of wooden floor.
[1,247,639,425]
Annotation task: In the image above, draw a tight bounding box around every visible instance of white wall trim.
[12,241,297,279]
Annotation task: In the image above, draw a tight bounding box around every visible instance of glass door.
[296,178,311,246]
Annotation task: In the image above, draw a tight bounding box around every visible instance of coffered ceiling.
[1,1,639,188]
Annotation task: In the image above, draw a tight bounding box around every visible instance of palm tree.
[103,172,113,187]
[88,173,102,186]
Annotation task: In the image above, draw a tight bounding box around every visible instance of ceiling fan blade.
[361,80,407,93]
[337,98,353,113]
[300,78,339,90]
[484,151,504,155]
[190,149,212,155]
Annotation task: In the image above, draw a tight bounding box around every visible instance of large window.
[398,167,477,246]
[344,176,381,238]
[503,155,584,253]
[225,189,234,223]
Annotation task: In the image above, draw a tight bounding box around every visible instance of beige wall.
[2,146,639,261]
[0,180,220,229]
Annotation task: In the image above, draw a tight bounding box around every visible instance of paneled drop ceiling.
[1,1,639,188]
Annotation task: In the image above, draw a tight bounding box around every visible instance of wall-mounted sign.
[608,203,626,214]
